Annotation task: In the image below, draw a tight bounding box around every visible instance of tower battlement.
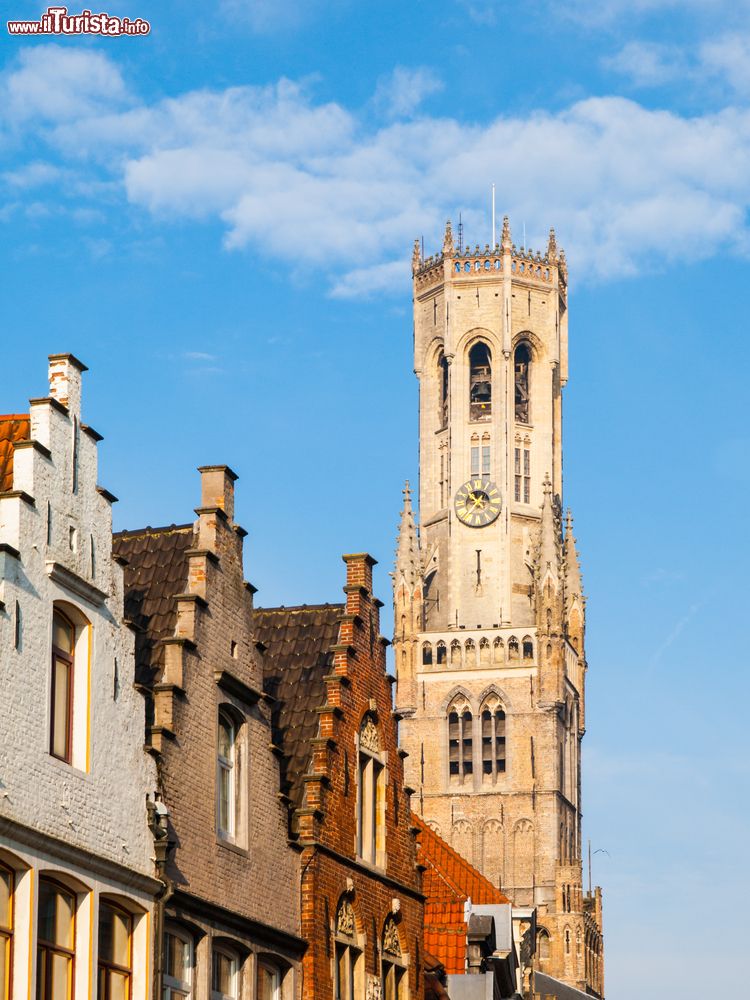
[412,218,567,296]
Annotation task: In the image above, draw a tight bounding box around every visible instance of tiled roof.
[414,813,510,906]
[424,901,468,975]
[253,604,344,814]
[112,524,195,685]
[0,415,30,493]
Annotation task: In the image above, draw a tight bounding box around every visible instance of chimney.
[198,465,238,521]
[48,354,88,414]
[343,552,376,595]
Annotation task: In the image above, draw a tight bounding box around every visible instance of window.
[481,700,506,778]
[50,610,75,762]
[217,711,237,840]
[422,643,432,666]
[469,343,492,421]
[436,642,447,665]
[0,865,12,1000]
[164,928,192,1000]
[438,352,449,428]
[471,446,479,478]
[514,343,531,423]
[356,716,385,865]
[514,447,530,503]
[98,901,132,1000]
[37,878,75,1000]
[334,900,362,1000]
[381,918,406,1000]
[448,700,473,781]
[522,637,534,660]
[508,637,519,660]
[537,929,550,962]
[258,962,280,1000]
[482,445,490,476]
[211,947,238,1000]
[471,442,492,478]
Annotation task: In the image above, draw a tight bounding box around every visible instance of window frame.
[211,944,239,1000]
[97,899,133,1000]
[217,709,238,842]
[480,701,507,780]
[50,609,75,763]
[36,877,76,1000]
[448,701,473,783]
[333,900,362,1000]
[468,342,492,422]
[0,863,13,1000]
[257,960,281,1000]
[380,918,406,1000]
[163,926,193,1000]
[356,716,385,867]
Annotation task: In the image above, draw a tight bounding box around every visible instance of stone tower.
[394,220,604,995]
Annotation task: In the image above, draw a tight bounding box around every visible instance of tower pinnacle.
[501,215,512,251]
[443,220,454,255]
[394,480,421,589]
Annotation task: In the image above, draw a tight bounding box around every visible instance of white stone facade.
[0,355,160,998]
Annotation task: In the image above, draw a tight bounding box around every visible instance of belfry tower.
[394,220,604,995]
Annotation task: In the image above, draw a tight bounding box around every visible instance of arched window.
[422,642,433,666]
[479,637,491,665]
[522,637,534,660]
[164,926,193,1000]
[508,637,519,660]
[450,639,462,667]
[438,352,449,428]
[537,929,550,962]
[0,864,13,996]
[98,900,132,1000]
[481,699,506,778]
[514,343,531,423]
[212,945,239,1000]
[436,641,447,665]
[217,710,237,840]
[469,343,492,421]
[50,609,75,762]
[464,638,476,668]
[493,637,504,663]
[258,961,282,1000]
[37,878,76,1000]
[381,918,406,1000]
[448,700,473,782]
[334,899,362,1000]
[357,715,385,866]
[565,928,571,956]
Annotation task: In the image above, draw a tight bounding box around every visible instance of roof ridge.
[0,414,30,421]
[114,522,194,538]
[256,603,345,613]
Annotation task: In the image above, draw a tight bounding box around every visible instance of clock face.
[454,479,502,527]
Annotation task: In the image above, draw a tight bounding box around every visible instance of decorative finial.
[501,215,512,251]
[547,227,558,261]
[542,473,552,495]
[443,220,454,255]
[412,239,421,275]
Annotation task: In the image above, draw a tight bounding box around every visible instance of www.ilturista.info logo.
[7,6,150,35]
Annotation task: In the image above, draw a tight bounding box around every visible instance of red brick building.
[113,466,305,1000]
[254,554,425,1000]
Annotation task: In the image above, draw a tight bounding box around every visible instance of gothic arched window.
[469,343,492,421]
[334,898,362,1000]
[480,698,506,778]
[448,699,473,782]
[514,343,531,423]
[422,642,433,666]
[357,715,385,866]
[537,929,550,962]
[381,918,406,1000]
[438,352,449,428]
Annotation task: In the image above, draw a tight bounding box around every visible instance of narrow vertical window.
[470,446,479,477]
[514,448,521,502]
[211,947,238,1000]
[334,900,362,1000]
[0,865,12,1000]
[356,716,384,865]
[523,448,531,503]
[438,352,449,428]
[163,929,192,1000]
[381,918,406,1000]
[217,712,236,840]
[448,702,473,782]
[258,962,281,1000]
[469,343,492,421]
[37,879,75,1000]
[50,610,75,762]
[98,901,132,1000]
[482,445,490,476]
[481,701,506,778]
[514,343,531,423]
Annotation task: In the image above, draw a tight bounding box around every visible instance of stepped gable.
[414,813,509,975]
[0,415,30,492]
[253,603,344,813]
[112,523,195,685]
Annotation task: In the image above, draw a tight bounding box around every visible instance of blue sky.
[2,2,749,996]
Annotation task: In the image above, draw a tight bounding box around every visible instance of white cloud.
[602,41,687,86]
[373,67,444,120]
[605,32,750,95]
[5,46,750,293]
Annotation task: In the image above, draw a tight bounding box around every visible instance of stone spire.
[501,215,512,251]
[412,239,421,275]
[563,509,583,605]
[535,474,561,589]
[547,227,558,261]
[443,220,454,255]
[394,480,421,589]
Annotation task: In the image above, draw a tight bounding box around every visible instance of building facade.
[255,554,424,1000]
[393,222,604,995]
[113,466,304,1000]
[0,355,161,1000]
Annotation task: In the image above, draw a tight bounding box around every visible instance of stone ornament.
[359,715,380,754]
[337,900,356,937]
[382,917,401,957]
